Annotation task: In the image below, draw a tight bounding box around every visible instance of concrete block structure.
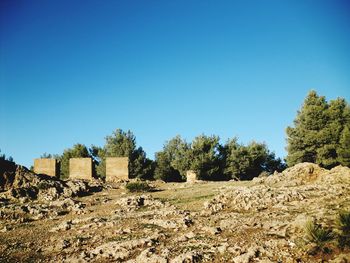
[186,170,197,183]
[69,158,93,180]
[106,157,129,182]
[34,158,59,177]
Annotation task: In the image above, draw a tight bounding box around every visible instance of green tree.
[188,135,223,180]
[286,91,350,168]
[40,152,61,159]
[338,125,350,167]
[154,151,181,182]
[97,129,154,180]
[286,91,329,166]
[154,135,190,182]
[60,143,90,179]
[317,98,350,168]
[223,140,285,180]
[0,149,13,162]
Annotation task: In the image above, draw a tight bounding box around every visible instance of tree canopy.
[154,135,190,182]
[59,143,91,179]
[154,135,284,182]
[286,91,350,168]
[188,135,223,181]
[223,139,286,180]
[96,129,154,180]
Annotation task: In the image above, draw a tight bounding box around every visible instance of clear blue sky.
[1,0,350,168]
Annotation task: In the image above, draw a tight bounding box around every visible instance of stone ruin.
[106,157,129,182]
[186,170,197,183]
[69,158,93,180]
[30,156,197,183]
[34,158,60,177]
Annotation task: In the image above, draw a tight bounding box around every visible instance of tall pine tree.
[286,91,350,168]
[286,91,328,166]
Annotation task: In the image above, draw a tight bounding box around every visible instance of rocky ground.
[0,162,350,262]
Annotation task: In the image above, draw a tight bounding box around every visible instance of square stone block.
[106,157,129,181]
[186,170,197,183]
[34,158,59,177]
[69,158,93,180]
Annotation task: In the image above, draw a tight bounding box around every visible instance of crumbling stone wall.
[186,170,197,183]
[106,157,129,181]
[34,158,59,177]
[69,158,93,180]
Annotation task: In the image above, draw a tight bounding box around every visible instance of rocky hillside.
[0,162,349,262]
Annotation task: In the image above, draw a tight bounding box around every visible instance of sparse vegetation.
[1,160,350,261]
[305,220,335,253]
[126,181,152,192]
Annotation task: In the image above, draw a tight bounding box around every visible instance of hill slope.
[0,162,349,262]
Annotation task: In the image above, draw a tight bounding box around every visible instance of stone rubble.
[0,162,350,262]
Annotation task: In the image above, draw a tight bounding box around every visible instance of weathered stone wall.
[106,157,129,181]
[69,158,93,180]
[34,158,59,177]
[186,170,197,183]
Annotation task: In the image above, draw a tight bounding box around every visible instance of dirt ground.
[1,163,350,262]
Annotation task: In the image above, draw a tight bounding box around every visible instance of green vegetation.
[0,149,13,162]
[189,135,223,180]
[154,135,190,182]
[222,139,286,180]
[34,90,349,181]
[155,134,285,182]
[305,220,335,252]
[125,181,152,192]
[286,90,350,168]
[304,211,350,254]
[59,143,93,179]
[337,211,350,249]
[338,126,350,167]
[96,129,154,180]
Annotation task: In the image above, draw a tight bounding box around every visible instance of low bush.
[305,220,334,253]
[125,181,152,192]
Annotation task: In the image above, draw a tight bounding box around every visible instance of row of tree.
[38,90,349,181]
[154,135,286,181]
[41,129,154,180]
[43,130,285,181]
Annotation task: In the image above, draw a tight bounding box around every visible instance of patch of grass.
[305,220,335,253]
[126,182,152,193]
[106,235,130,242]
